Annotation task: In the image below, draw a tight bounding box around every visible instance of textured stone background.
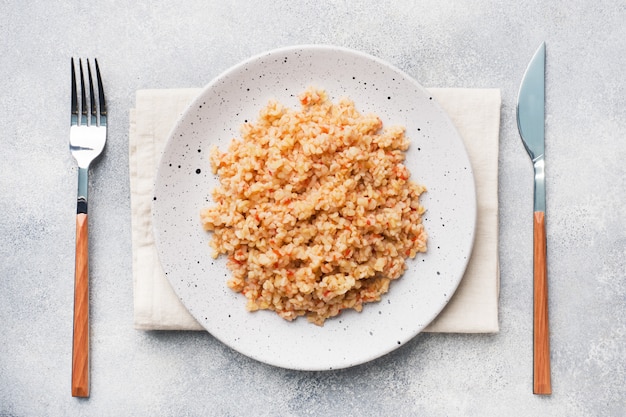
[1,1,624,416]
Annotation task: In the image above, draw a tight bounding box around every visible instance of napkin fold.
[130,87,501,333]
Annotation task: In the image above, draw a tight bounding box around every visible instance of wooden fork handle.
[72,213,90,397]
[533,211,551,395]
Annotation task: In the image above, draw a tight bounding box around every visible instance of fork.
[70,58,106,398]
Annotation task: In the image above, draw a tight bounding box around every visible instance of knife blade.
[516,42,551,395]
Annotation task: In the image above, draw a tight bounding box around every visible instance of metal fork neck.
[77,167,89,214]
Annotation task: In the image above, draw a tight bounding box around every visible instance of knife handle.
[72,213,90,397]
[533,211,551,395]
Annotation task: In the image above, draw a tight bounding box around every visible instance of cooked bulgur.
[200,87,427,325]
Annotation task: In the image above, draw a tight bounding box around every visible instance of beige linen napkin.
[130,88,501,333]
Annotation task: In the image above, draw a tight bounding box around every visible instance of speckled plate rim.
[152,44,476,370]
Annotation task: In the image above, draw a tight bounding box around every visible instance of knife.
[516,42,551,395]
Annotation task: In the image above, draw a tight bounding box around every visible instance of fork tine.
[71,58,78,126]
[86,59,97,126]
[94,59,107,126]
[78,59,88,126]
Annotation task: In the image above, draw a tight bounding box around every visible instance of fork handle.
[533,211,551,395]
[72,213,89,397]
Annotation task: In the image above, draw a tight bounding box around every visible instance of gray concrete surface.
[1,1,624,416]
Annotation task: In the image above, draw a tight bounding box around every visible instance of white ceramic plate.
[152,45,476,370]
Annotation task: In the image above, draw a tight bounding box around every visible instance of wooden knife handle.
[72,213,90,397]
[533,211,551,395]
